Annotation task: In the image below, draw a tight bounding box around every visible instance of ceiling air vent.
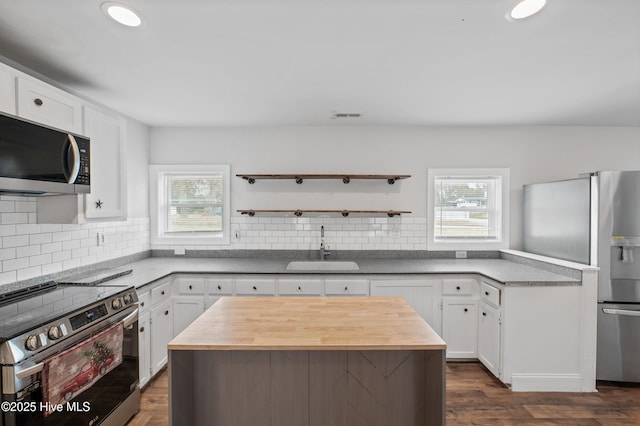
[331,112,362,119]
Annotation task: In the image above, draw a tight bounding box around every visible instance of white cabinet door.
[0,63,15,115]
[16,76,83,133]
[138,311,151,388]
[150,299,173,375]
[442,299,478,359]
[478,300,501,378]
[370,279,441,334]
[172,296,205,336]
[83,105,126,220]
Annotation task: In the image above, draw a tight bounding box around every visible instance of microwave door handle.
[65,134,81,184]
[602,308,640,317]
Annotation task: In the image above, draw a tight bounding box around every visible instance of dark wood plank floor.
[127,362,640,425]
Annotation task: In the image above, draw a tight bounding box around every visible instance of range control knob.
[48,326,63,340]
[123,293,133,305]
[112,298,123,310]
[25,335,40,351]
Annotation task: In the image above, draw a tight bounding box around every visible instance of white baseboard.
[510,373,584,392]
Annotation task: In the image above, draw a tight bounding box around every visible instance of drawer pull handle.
[161,290,165,295]
[298,286,302,291]
[165,310,169,316]
[34,98,43,106]
[140,302,145,307]
[189,285,193,290]
[253,286,257,290]
[456,286,461,290]
[484,291,489,296]
[217,285,222,290]
[482,312,487,316]
[344,286,348,291]
[464,308,468,312]
[139,326,145,333]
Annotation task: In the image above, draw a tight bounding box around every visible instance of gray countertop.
[98,257,581,289]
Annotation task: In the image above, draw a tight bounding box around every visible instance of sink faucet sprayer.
[320,226,331,260]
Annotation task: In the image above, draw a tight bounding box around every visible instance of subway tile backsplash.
[0,196,150,286]
[152,215,428,252]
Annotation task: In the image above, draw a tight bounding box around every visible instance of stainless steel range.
[0,279,139,426]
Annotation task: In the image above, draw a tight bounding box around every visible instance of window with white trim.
[427,168,509,250]
[150,165,230,245]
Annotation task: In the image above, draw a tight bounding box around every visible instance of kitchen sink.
[285,261,360,271]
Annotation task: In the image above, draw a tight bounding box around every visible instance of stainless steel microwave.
[0,112,90,195]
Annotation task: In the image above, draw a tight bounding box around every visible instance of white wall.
[150,126,640,251]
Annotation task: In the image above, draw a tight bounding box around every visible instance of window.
[150,165,230,245]
[427,168,509,250]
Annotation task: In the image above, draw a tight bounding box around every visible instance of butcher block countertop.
[168,296,446,351]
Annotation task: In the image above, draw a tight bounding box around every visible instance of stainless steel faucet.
[320,225,331,260]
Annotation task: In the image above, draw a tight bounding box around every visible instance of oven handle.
[16,307,139,380]
[603,308,640,317]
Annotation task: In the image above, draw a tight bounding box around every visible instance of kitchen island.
[168,296,446,426]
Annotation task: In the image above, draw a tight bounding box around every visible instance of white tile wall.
[0,196,150,286]
[153,215,428,252]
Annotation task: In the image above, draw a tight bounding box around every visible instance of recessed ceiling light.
[507,0,547,21]
[101,2,145,28]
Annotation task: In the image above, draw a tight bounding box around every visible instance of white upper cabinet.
[82,105,127,220]
[16,75,83,134]
[0,63,16,115]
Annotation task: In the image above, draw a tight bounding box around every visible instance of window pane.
[434,178,495,238]
[166,175,223,233]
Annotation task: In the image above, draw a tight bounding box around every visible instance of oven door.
[1,306,138,426]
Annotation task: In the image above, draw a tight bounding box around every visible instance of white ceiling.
[0,0,639,127]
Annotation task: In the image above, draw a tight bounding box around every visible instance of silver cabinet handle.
[603,308,640,317]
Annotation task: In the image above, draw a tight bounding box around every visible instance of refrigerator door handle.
[602,308,640,317]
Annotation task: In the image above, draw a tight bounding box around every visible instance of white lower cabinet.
[138,311,151,388]
[442,299,478,359]
[324,279,369,296]
[206,278,233,309]
[235,278,276,296]
[278,278,323,295]
[478,300,501,378]
[370,279,441,334]
[150,299,173,375]
[173,297,205,336]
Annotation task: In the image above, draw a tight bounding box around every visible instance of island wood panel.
[169,349,444,426]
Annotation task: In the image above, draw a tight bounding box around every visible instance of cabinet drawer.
[278,279,322,295]
[151,280,172,305]
[324,279,369,296]
[443,279,477,296]
[208,279,233,295]
[176,278,205,295]
[480,282,501,307]
[137,290,150,313]
[235,279,276,295]
[16,76,83,133]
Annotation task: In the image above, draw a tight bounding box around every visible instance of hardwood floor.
[127,362,640,425]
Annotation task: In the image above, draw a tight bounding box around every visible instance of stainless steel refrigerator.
[523,170,640,383]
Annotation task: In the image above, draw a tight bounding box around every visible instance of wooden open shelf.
[237,209,411,217]
[236,174,411,185]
